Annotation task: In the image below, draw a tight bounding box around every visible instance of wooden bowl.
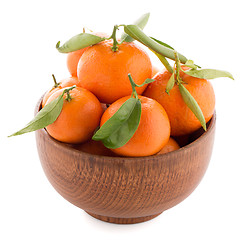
[35,98,216,224]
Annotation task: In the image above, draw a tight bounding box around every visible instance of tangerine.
[100,95,170,157]
[73,139,116,156]
[77,40,152,104]
[60,76,80,88]
[144,67,215,136]
[67,32,109,77]
[157,137,180,154]
[45,86,103,144]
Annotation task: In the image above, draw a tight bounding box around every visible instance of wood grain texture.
[35,97,216,224]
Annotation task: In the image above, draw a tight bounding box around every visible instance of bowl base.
[85,211,162,224]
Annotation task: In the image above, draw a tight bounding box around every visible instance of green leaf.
[121,13,150,43]
[123,24,188,64]
[183,60,199,70]
[150,37,174,50]
[166,73,175,94]
[149,37,175,73]
[136,78,155,87]
[152,51,173,73]
[56,33,105,53]
[9,95,64,137]
[92,98,141,149]
[178,83,206,131]
[183,68,234,80]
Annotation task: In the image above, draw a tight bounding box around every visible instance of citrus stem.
[52,74,60,88]
[63,85,76,102]
[174,51,182,84]
[128,74,139,100]
[110,25,119,52]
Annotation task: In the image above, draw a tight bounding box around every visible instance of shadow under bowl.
[35,98,216,224]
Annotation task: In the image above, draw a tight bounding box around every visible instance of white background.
[0,0,239,239]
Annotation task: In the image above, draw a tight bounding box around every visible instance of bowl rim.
[36,96,216,162]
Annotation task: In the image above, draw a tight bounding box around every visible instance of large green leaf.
[121,13,150,43]
[123,24,188,64]
[92,98,141,149]
[9,95,64,136]
[150,37,174,50]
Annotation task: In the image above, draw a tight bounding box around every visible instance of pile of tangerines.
[11,14,233,157]
[42,37,214,157]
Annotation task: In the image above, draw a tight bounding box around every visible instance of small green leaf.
[150,37,174,50]
[9,95,64,137]
[92,98,141,149]
[123,24,188,64]
[166,73,175,94]
[178,83,206,131]
[121,13,150,43]
[136,78,155,87]
[56,33,105,53]
[183,60,199,70]
[183,68,234,80]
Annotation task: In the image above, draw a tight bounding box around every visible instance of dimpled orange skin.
[67,32,109,77]
[77,40,152,104]
[42,76,80,108]
[100,96,170,157]
[45,87,103,144]
[144,67,215,136]
[60,76,80,88]
[157,137,180,154]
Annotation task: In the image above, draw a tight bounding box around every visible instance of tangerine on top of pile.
[99,95,170,157]
[144,66,215,136]
[77,39,152,104]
